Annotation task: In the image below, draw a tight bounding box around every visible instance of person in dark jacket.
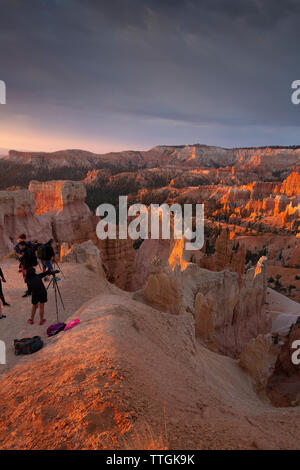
[42,239,55,271]
[0,267,10,306]
[15,233,27,273]
[19,242,38,271]
[19,241,38,298]
[25,267,51,325]
[41,239,60,282]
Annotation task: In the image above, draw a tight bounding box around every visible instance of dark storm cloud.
[0,0,300,149]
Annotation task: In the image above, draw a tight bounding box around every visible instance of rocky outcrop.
[143,257,184,315]
[97,237,136,291]
[200,229,246,275]
[239,334,273,392]
[60,240,105,277]
[279,171,300,197]
[29,180,87,215]
[142,245,270,357]
[193,259,269,357]
[29,181,97,246]
[131,238,171,290]
[0,181,97,257]
[266,324,300,407]
[0,189,53,256]
[194,292,218,351]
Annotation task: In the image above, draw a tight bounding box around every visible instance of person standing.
[42,239,55,271]
[25,267,51,325]
[41,239,58,281]
[0,266,10,307]
[19,241,38,298]
[15,233,27,273]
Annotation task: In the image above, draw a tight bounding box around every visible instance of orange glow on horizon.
[0,123,138,154]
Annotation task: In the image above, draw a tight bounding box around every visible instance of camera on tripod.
[49,270,60,277]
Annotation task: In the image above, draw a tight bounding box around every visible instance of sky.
[0,0,300,153]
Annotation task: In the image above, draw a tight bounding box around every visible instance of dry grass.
[123,422,169,450]
[122,406,169,450]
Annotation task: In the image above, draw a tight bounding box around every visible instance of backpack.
[37,244,45,260]
[40,244,54,261]
[14,336,43,355]
[46,322,66,337]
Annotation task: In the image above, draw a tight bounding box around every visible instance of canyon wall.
[6,145,300,172]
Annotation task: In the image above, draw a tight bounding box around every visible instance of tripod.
[54,260,66,279]
[46,274,65,322]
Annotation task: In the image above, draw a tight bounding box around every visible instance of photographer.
[25,267,59,325]
[41,239,57,280]
[19,240,38,298]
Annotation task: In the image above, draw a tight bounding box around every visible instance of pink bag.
[64,318,80,331]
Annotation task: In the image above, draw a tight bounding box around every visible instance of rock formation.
[200,229,246,275]
[143,258,184,315]
[239,334,273,392]
[0,181,98,257]
[279,171,300,197]
[60,240,105,277]
[130,238,171,290]
[267,323,300,407]
[0,189,53,256]
[6,145,300,173]
[142,239,270,358]
[29,181,97,245]
[97,237,136,291]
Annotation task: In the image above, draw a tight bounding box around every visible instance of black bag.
[14,336,43,355]
[37,244,45,260]
[46,322,66,337]
[43,244,54,261]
